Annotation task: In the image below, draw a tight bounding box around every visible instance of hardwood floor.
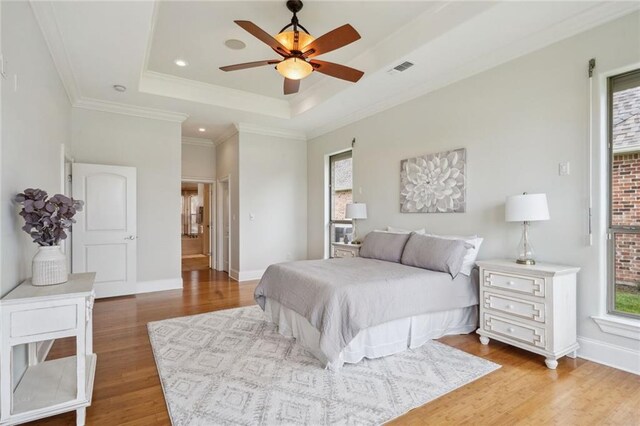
[181,254,211,271]
[33,269,639,425]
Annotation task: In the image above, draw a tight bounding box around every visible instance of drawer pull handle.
[506,304,514,310]
[507,327,515,333]
[506,281,515,286]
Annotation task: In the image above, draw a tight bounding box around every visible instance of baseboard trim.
[238,269,265,282]
[229,269,240,281]
[228,269,264,282]
[95,278,183,299]
[577,336,640,375]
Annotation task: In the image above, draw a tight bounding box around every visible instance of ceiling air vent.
[388,61,414,75]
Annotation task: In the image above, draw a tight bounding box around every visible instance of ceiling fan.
[220,0,364,95]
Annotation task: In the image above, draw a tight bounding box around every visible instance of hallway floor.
[181,254,210,271]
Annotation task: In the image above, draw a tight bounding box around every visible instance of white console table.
[0,273,96,425]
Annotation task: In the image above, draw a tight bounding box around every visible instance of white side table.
[476,260,580,369]
[0,273,97,425]
[331,242,361,258]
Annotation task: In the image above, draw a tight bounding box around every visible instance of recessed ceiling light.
[174,59,188,67]
[113,84,126,92]
[198,128,206,132]
[224,39,246,50]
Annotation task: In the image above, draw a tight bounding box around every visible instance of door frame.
[216,176,231,272]
[181,178,215,268]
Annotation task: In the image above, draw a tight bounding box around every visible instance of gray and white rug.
[148,305,500,425]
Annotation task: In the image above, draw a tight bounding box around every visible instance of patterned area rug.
[148,305,500,425]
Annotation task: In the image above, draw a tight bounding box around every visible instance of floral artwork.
[400,148,466,213]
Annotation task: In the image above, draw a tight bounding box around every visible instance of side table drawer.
[483,313,545,349]
[483,270,545,297]
[11,304,78,338]
[483,291,545,323]
[334,248,356,258]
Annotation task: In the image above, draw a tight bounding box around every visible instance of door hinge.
[67,174,72,183]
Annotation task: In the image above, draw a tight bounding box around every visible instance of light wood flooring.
[32,269,639,425]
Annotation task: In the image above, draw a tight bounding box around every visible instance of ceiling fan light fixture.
[274,30,315,52]
[276,57,313,80]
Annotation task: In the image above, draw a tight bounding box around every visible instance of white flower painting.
[400,148,466,213]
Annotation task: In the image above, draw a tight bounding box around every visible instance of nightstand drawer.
[334,248,356,258]
[483,313,545,348]
[483,270,545,297]
[483,291,545,323]
[10,304,78,338]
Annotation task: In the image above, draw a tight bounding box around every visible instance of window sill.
[592,315,640,340]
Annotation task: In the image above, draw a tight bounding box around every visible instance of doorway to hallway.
[181,182,212,271]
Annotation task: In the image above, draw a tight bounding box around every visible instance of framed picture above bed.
[400,148,466,213]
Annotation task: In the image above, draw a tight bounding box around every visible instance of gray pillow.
[360,231,411,263]
[400,234,471,278]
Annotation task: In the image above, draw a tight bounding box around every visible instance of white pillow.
[425,233,483,276]
[387,226,426,234]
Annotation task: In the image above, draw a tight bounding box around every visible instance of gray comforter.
[254,257,478,364]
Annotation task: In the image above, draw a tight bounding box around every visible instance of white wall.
[308,12,640,371]
[216,131,240,274]
[70,108,182,290]
[1,1,70,297]
[0,0,71,386]
[239,132,307,278]
[182,139,216,180]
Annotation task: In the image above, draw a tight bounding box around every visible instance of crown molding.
[30,0,81,104]
[74,97,189,123]
[307,2,640,139]
[236,123,307,141]
[214,125,239,146]
[139,71,291,119]
[182,137,215,147]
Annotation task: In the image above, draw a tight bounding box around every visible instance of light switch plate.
[559,161,570,176]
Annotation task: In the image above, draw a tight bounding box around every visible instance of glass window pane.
[331,156,353,221]
[611,77,640,227]
[330,223,353,246]
[613,233,640,315]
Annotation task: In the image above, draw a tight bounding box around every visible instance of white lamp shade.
[505,193,550,222]
[345,203,367,219]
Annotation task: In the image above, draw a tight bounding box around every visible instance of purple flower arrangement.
[15,188,84,246]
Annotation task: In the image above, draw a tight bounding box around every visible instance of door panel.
[85,174,128,231]
[72,163,137,298]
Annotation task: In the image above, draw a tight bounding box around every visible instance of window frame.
[607,68,640,319]
[328,150,353,254]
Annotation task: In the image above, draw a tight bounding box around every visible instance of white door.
[222,183,230,273]
[72,163,137,298]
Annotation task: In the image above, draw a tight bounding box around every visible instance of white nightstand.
[476,259,580,369]
[0,273,97,425]
[331,242,361,258]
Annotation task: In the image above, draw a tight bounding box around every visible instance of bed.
[254,253,479,369]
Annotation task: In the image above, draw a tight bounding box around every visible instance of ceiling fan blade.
[283,78,300,95]
[303,24,361,58]
[219,60,280,72]
[310,60,364,83]
[235,20,291,56]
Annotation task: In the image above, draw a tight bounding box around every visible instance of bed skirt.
[263,298,478,369]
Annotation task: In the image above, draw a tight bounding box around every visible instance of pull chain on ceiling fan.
[220,0,364,95]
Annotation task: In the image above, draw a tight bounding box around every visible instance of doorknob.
[124,235,136,240]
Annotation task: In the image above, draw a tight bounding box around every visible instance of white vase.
[32,245,68,286]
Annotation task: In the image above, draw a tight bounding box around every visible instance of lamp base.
[516,258,536,265]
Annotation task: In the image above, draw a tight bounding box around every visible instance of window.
[181,191,202,237]
[329,151,353,253]
[608,68,640,318]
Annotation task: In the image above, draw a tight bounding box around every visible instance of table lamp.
[345,203,367,243]
[505,193,549,265]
